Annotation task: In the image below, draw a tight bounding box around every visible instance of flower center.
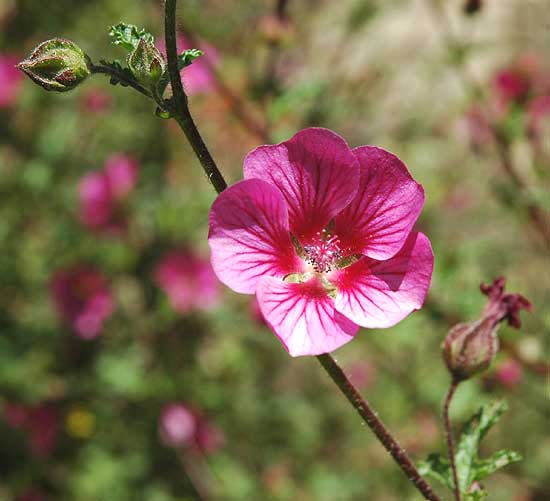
[303,229,342,273]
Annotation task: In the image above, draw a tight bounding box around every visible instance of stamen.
[303,229,343,273]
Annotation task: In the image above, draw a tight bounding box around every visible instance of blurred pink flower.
[50,265,114,340]
[78,154,138,234]
[81,88,112,113]
[159,403,196,448]
[3,402,59,458]
[159,403,224,454]
[495,358,523,389]
[0,54,24,108]
[209,128,433,356]
[491,55,540,115]
[157,34,219,96]
[153,249,220,313]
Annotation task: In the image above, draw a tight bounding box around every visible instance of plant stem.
[317,354,442,501]
[443,378,461,501]
[89,62,152,98]
[164,3,441,500]
[164,0,227,193]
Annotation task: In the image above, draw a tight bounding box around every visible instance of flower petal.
[244,128,359,239]
[335,146,425,260]
[257,276,359,356]
[208,179,303,294]
[332,232,433,328]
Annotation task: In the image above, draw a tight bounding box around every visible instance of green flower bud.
[127,38,165,87]
[18,38,91,92]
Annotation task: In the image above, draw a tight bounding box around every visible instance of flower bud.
[127,38,165,87]
[442,277,531,382]
[18,38,91,92]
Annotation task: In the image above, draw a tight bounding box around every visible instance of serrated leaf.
[109,22,154,52]
[177,49,204,70]
[455,400,508,492]
[472,449,522,481]
[418,453,454,490]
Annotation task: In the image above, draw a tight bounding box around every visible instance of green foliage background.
[1,0,549,499]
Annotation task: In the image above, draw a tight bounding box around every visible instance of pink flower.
[494,358,523,389]
[159,403,224,454]
[159,403,196,448]
[78,154,138,234]
[157,34,218,96]
[50,265,114,339]
[3,402,59,458]
[208,128,433,356]
[490,55,540,115]
[0,54,24,108]
[153,249,220,314]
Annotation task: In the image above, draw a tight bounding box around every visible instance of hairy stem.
[164,0,227,193]
[89,62,152,98]
[164,3,441,500]
[318,354,442,501]
[443,379,461,501]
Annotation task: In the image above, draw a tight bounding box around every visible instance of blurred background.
[1,0,549,499]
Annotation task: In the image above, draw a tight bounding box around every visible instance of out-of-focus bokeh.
[1,1,549,499]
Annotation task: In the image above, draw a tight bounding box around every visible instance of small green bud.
[127,38,165,87]
[18,38,91,92]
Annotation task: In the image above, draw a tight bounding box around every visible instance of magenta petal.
[208,179,303,294]
[333,232,434,328]
[243,128,359,239]
[335,146,425,260]
[257,276,359,356]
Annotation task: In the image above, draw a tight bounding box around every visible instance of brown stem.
[443,379,461,501]
[317,354,442,501]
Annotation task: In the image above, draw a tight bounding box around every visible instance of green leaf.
[455,400,508,492]
[177,48,204,70]
[418,453,454,490]
[472,449,522,481]
[109,22,154,52]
